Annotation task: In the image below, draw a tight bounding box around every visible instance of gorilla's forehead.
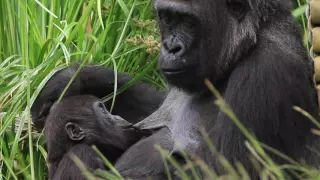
[46,96,102,122]
[153,0,289,11]
[153,0,201,13]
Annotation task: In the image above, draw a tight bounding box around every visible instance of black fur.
[135,0,320,177]
[31,64,166,129]
[44,95,145,180]
[115,127,173,179]
[33,0,320,179]
[50,144,104,180]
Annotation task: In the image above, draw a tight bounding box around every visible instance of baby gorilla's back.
[51,144,104,180]
[44,95,145,180]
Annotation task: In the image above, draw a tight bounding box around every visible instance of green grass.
[0,0,317,179]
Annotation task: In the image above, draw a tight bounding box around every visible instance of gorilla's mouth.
[161,68,186,75]
[159,56,189,76]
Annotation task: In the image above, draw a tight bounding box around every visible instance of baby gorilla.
[44,95,144,180]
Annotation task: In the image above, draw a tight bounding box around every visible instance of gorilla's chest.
[169,94,218,154]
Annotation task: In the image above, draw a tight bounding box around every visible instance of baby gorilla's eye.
[97,102,108,114]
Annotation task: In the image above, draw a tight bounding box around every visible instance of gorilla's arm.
[213,37,319,167]
[114,127,173,179]
[31,64,166,128]
[80,64,166,124]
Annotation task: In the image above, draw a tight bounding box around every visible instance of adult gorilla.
[32,0,320,178]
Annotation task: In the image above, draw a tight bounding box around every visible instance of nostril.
[163,39,185,56]
[170,45,182,54]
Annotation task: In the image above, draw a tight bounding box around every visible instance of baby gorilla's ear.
[65,122,85,141]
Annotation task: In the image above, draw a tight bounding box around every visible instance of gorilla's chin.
[159,53,205,92]
[161,67,205,93]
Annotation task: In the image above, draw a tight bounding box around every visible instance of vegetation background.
[0,0,316,179]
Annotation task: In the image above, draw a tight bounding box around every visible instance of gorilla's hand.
[31,63,166,130]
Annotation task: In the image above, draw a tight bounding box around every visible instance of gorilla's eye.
[158,11,174,26]
[227,0,247,20]
[183,16,197,29]
[97,102,108,114]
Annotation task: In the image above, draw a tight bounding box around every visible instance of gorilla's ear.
[65,122,85,141]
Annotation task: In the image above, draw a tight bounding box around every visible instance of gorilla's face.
[45,95,142,152]
[154,0,259,91]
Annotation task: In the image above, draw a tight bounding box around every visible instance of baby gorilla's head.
[44,95,144,162]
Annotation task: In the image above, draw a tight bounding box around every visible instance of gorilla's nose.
[162,38,185,57]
